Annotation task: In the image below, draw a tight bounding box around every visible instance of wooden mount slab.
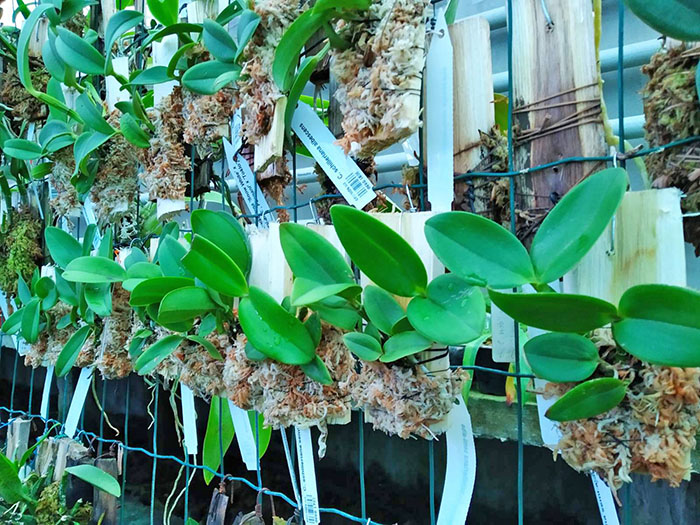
[254,98,287,174]
[6,419,31,463]
[93,458,119,525]
[564,188,687,300]
[512,0,607,213]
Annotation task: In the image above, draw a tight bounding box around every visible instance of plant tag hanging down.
[64,367,94,439]
[40,365,54,419]
[228,400,258,471]
[223,137,273,227]
[426,6,454,212]
[294,426,321,525]
[292,103,375,209]
[436,396,476,525]
[591,472,620,525]
[180,383,198,456]
[231,110,243,156]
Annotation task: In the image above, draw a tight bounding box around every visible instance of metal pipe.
[493,38,660,92]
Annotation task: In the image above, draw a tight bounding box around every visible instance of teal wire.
[119,378,130,525]
[150,383,159,525]
[358,411,366,519]
[618,0,626,156]
[428,440,435,525]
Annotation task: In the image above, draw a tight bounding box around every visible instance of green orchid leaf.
[45,226,82,268]
[140,23,201,50]
[425,211,535,289]
[181,60,241,95]
[362,286,404,335]
[313,296,360,330]
[147,0,178,26]
[216,1,243,24]
[55,270,78,306]
[239,286,316,365]
[181,235,248,297]
[128,329,152,358]
[135,334,184,374]
[301,355,333,385]
[273,9,329,91]
[488,290,617,333]
[66,464,121,497]
[157,286,218,324]
[612,284,700,367]
[280,222,353,285]
[380,331,432,363]
[524,332,599,383]
[31,162,54,179]
[203,19,237,63]
[245,342,268,361]
[17,275,32,305]
[546,378,627,422]
[73,131,114,173]
[62,256,127,284]
[85,283,112,317]
[156,236,190,278]
[187,335,223,360]
[98,228,114,259]
[203,396,235,484]
[0,453,28,504]
[123,262,163,291]
[55,27,105,75]
[55,325,92,377]
[105,10,143,65]
[21,298,41,343]
[530,167,628,284]
[130,66,173,85]
[331,205,427,297]
[313,0,370,13]
[285,43,330,132]
[35,277,58,309]
[3,138,42,160]
[390,316,413,334]
[120,113,151,148]
[290,278,360,307]
[407,274,485,345]
[1,308,23,335]
[190,210,251,277]
[461,334,490,405]
[82,225,98,256]
[343,332,382,361]
[624,0,700,41]
[235,9,260,59]
[304,312,322,346]
[124,248,148,269]
[76,94,113,139]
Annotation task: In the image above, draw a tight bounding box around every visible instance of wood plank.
[564,188,686,301]
[512,0,607,229]
[450,16,495,175]
[92,459,119,525]
[6,419,31,463]
[254,97,287,174]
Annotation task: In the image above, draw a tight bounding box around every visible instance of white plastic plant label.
[152,35,179,106]
[228,400,258,471]
[591,472,621,525]
[223,137,273,227]
[180,383,198,456]
[230,110,243,155]
[64,367,94,439]
[436,396,476,525]
[292,103,375,209]
[491,289,516,363]
[294,426,321,525]
[425,7,454,212]
[40,366,54,419]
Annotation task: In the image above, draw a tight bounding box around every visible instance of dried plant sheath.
[331,0,428,158]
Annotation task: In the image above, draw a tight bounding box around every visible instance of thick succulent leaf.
[624,0,700,41]
[380,331,432,363]
[331,205,427,297]
[425,211,534,288]
[407,274,485,345]
[524,332,599,383]
[181,235,248,297]
[530,167,628,284]
[363,285,405,335]
[238,287,315,365]
[343,332,382,361]
[545,378,627,422]
[612,285,700,367]
[488,290,618,333]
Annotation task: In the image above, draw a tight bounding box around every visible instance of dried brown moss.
[25,303,73,368]
[96,285,133,379]
[642,45,700,253]
[139,87,189,201]
[549,329,700,491]
[182,88,235,156]
[49,149,80,220]
[331,0,428,158]
[347,361,465,439]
